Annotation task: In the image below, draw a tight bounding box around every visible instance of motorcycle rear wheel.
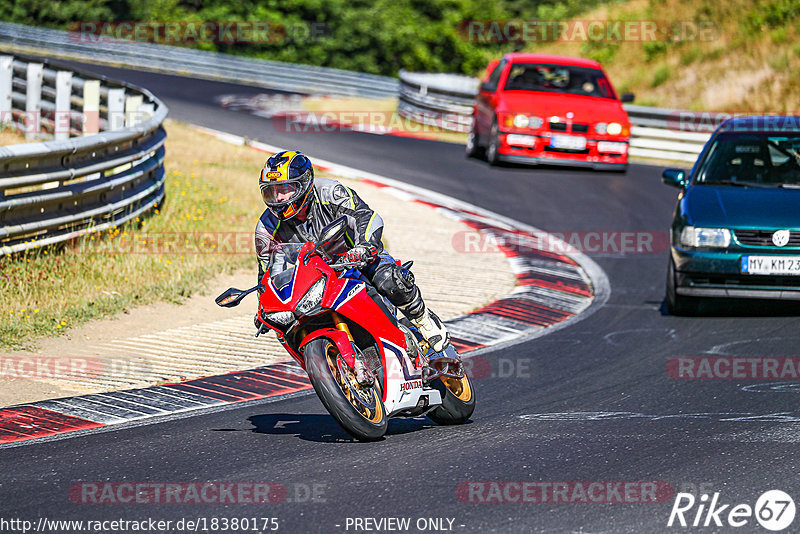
[427,372,475,425]
[305,338,387,441]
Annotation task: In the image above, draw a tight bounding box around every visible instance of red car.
[467,53,634,171]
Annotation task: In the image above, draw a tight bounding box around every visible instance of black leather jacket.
[254,177,384,277]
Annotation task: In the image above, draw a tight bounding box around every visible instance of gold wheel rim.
[442,375,472,402]
[325,343,383,424]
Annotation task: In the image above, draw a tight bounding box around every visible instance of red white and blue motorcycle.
[216,217,474,441]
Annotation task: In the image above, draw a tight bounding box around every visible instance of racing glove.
[340,244,379,268]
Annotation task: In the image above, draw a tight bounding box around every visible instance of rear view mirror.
[310,216,349,260]
[319,216,347,242]
[662,168,688,189]
[215,285,262,307]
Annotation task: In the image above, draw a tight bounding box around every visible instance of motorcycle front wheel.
[427,372,475,425]
[304,338,387,441]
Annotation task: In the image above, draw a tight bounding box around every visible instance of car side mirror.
[662,168,687,189]
[482,59,500,81]
[620,92,635,103]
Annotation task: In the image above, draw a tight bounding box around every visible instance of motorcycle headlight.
[295,278,326,315]
[607,122,623,135]
[513,114,528,128]
[264,310,295,326]
[679,226,731,248]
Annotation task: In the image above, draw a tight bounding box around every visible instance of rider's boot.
[399,289,451,353]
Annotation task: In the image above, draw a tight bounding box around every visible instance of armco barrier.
[0,53,167,256]
[0,21,398,99]
[397,70,736,164]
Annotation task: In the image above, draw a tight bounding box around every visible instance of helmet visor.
[261,181,303,205]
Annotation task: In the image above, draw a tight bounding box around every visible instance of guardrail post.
[125,94,143,127]
[107,88,125,130]
[138,103,155,120]
[82,80,100,135]
[0,56,12,130]
[54,71,72,140]
[25,62,43,140]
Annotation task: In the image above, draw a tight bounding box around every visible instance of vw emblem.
[772,230,791,247]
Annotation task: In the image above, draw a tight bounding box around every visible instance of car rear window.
[697,132,800,187]
[503,63,615,99]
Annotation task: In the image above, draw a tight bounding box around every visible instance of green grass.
[679,46,703,66]
[650,64,671,88]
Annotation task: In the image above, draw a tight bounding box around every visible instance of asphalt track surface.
[3,63,800,533]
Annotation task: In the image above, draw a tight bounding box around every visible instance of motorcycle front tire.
[304,337,388,441]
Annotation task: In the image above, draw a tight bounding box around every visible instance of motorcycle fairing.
[380,337,422,382]
[267,267,297,304]
[380,338,442,415]
[329,278,365,310]
[298,328,355,369]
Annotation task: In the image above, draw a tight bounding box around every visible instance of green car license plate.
[741,255,800,275]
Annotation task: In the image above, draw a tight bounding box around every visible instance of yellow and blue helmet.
[259,150,314,220]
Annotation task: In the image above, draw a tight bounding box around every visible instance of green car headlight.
[679,226,731,248]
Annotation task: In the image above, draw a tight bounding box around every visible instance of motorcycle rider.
[254,150,451,353]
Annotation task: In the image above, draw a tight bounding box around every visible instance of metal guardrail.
[0,53,167,256]
[0,22,398,99]
[397,70,735,163]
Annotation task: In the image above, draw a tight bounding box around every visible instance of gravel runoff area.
[0,174,516,407]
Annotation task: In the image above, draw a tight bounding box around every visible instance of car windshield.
[696,132,800,187]
[503,63,615,99]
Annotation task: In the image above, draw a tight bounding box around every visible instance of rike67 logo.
[668,490,795,531]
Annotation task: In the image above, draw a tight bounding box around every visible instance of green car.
[663,115,800,315]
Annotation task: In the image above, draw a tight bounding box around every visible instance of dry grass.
[525,0,800,112]
[0,128,29,146]
[0,120,269,349]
